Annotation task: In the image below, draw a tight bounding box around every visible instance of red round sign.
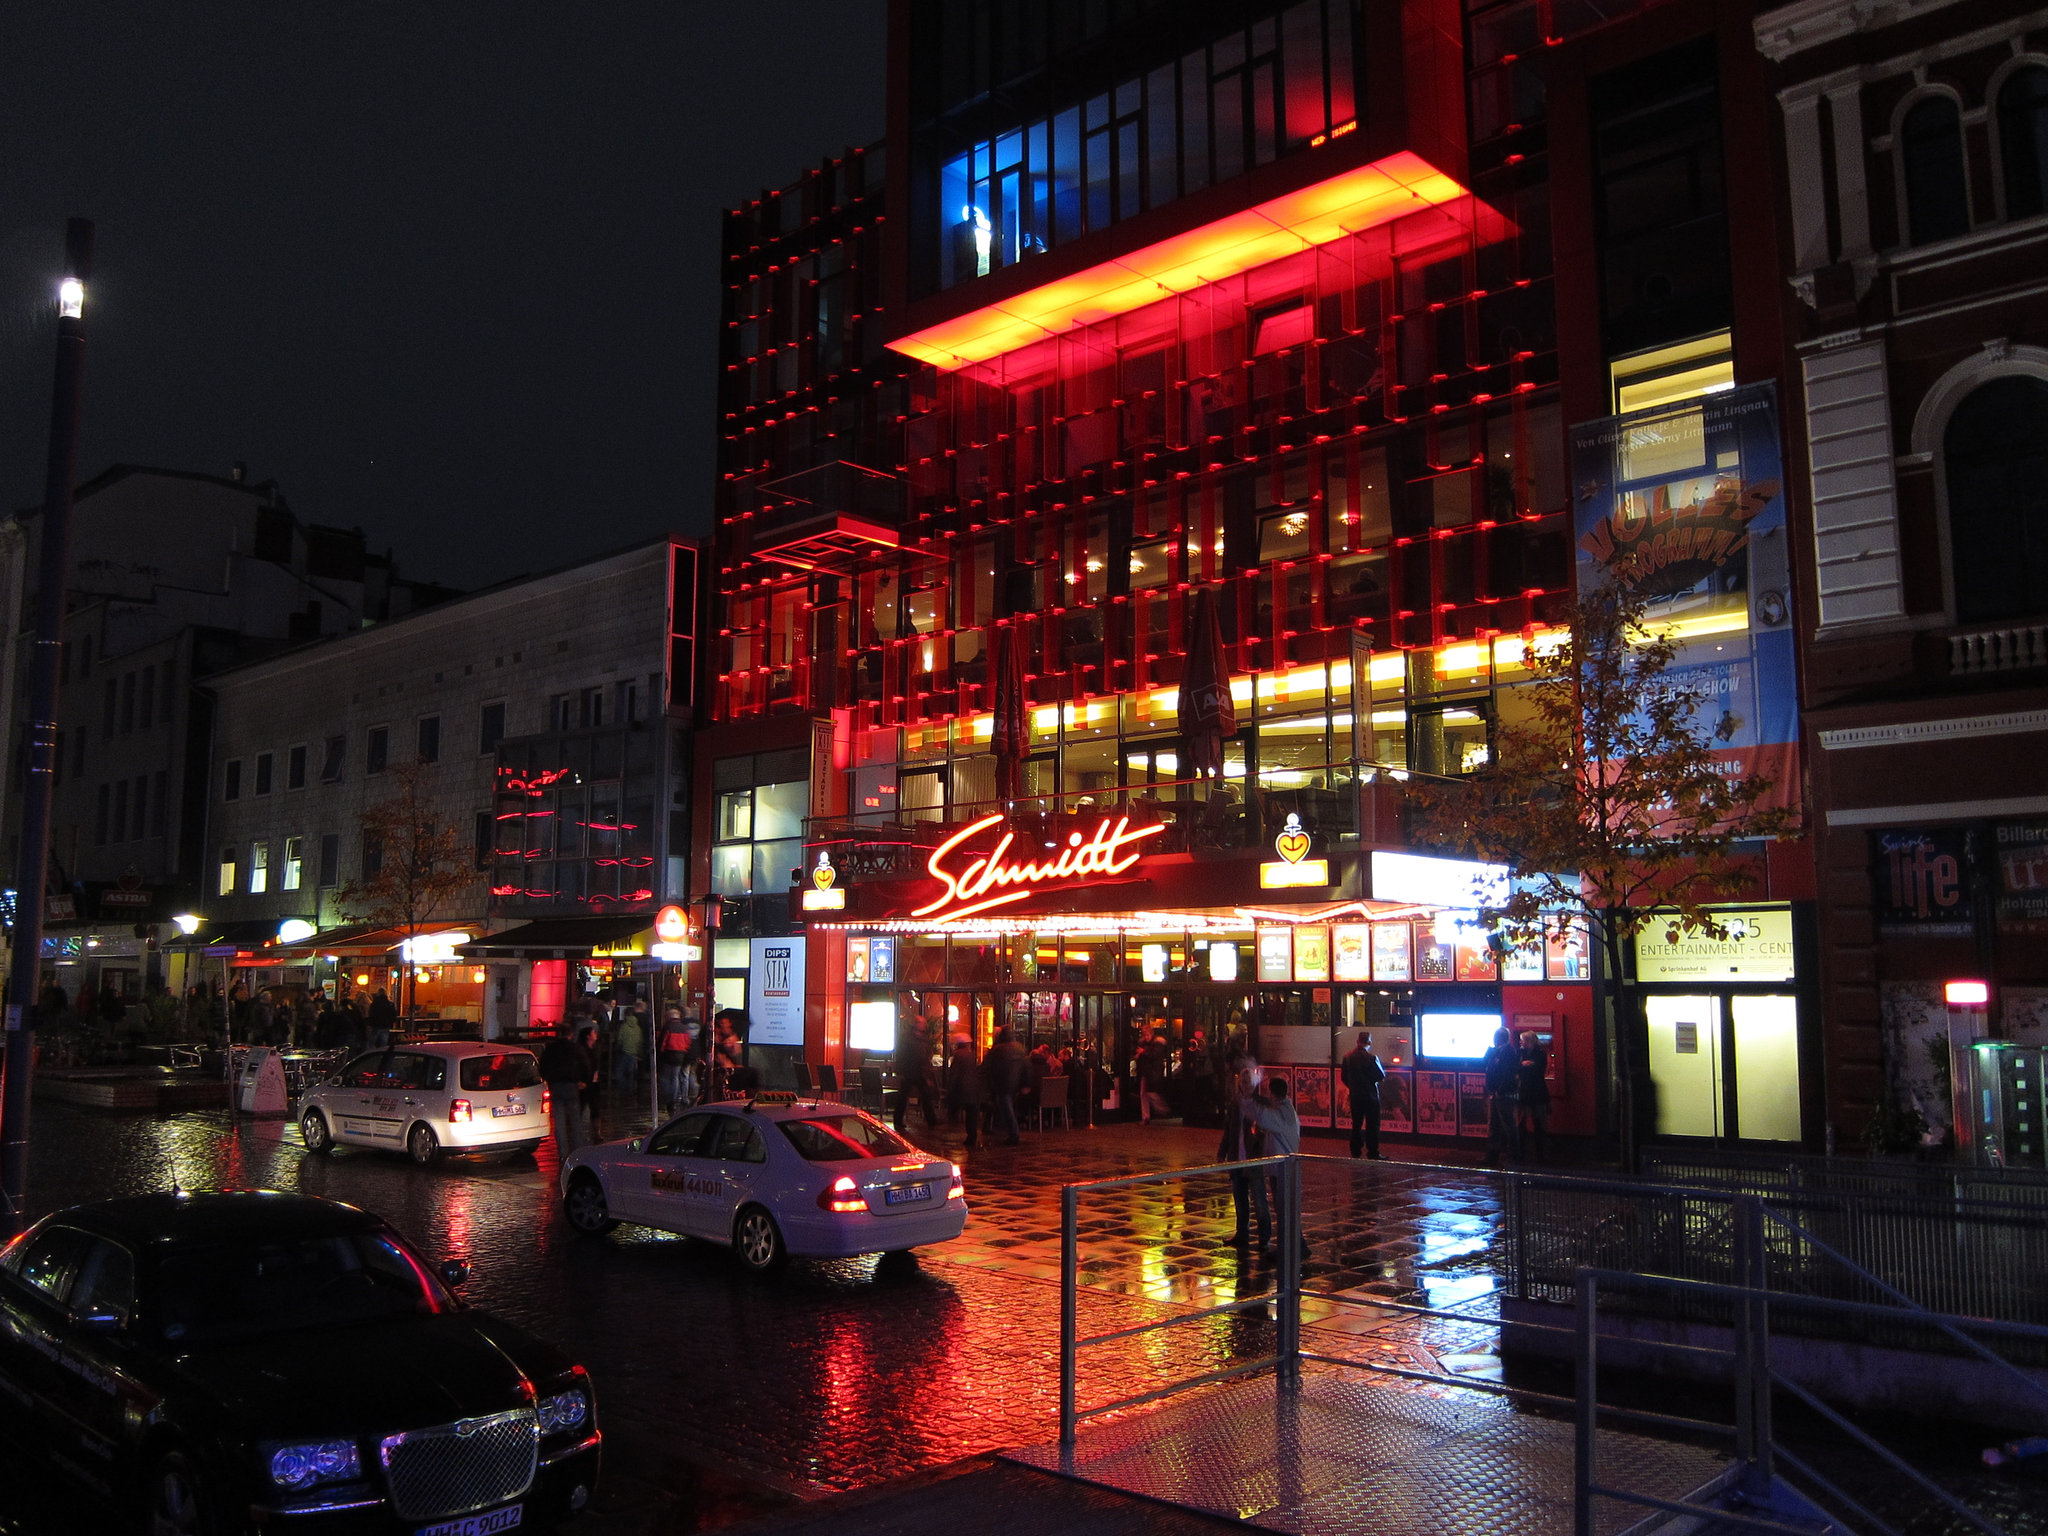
[654,905,688,944]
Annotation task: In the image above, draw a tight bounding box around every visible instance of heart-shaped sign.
[1275,814,1310,864]
[813,853,837,891]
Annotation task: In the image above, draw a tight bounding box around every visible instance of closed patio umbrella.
[990,621,1029,802]
[1180,587,1236,782]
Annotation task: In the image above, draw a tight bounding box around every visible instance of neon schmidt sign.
[913,814,1165,923]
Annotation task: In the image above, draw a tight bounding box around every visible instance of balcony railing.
[1948,621,2048,675]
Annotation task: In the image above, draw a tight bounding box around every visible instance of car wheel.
[300,1109,332,1155]
[878,1248,920,1272]
[407,1123,440,1166]
[564,1174,618,1236]
[145,1449,215,1536]
[733,1206,786,1272]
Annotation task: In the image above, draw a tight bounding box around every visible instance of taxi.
[299,1042,550,1165]
[559,1093,966,1271]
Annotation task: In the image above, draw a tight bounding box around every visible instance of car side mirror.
[439,1258,471,1289]
[75,1307,124,1334]
[628,1138,642,1153]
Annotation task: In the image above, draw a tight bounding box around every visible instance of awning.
[268,923,474,962]
[170,919,285,956]
[459,915,653,959]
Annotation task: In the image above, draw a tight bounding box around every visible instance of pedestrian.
[615,1006,645,1101]
[984,1027,1027,1145]
[1518,1031,1552,1161]
[1482,1026,1523,1163]
[250,988,277,1046]
[539,1027,592,1159]
[368,988,398,1049]
[946,1037,986,1149]
[1139,1031,1172,1123]
[314,992,347,1051]
[1245,1074,1310,1262]
[1219,1050,1270,1250]
[577,1024,604,1137]
[1340,1031,1387,1159]
[893,1011,939,1132]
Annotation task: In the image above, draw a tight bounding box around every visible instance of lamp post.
[1,219,94,1236]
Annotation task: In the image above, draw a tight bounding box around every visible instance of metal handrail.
[1059,1154,1299,1445]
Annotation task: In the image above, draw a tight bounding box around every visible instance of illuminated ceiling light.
[277,919,317,944]
[890,151,1471,369]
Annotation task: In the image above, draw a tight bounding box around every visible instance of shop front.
[459,914,663,1039]
[800,816,1602,1144]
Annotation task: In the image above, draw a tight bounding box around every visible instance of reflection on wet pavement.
[9,1102,1509,1532]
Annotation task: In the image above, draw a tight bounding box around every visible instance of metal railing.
[1058,1154,1300,1445]
[1643,1146,2048,1208]
[1573,1200,2048,1536]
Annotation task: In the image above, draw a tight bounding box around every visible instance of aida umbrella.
[1180,587,1236,781]
[990,621,1029,802]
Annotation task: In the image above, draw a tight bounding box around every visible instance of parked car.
[299,1043,548,1165]
[560,1093,966,1271]
[0,1189,600,1534]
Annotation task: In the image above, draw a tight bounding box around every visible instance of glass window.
[480,702,506,754]
[342,1052,388,1088]
[8,1225,92,1304]
[73,1241,136,1324]
[366,727,389,775]
[711,1117,768,1163]
[255,753,273,796]
[648,1111,720,1157]
[753,839,801,893]
[417,716,441,764]
[752,781,808,840]
[716,789,753,842]
[224,760,242,801]
[282,836,304,892]
[153,1231,452,1345]
[461,1053,542,1091]
[2001,67,2048,221]
[321,735,346,782]
[249,841,270,895]
[711,844,752,896]
[1902,94,1970,245]
[218,847,237,896]
[778,1114,911,1161]
[1259,507,1317,562]
[1944,377,2048,624]
[287,744,307,790]
[1609,331,1733,414]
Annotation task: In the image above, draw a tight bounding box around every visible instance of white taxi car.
[559,1093,966,1270]
[299,1042,550,1165]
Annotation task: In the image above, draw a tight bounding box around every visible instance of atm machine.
[1953,1041,2044,1170]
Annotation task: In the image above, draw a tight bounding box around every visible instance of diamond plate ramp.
[1007,1363,1727,1536]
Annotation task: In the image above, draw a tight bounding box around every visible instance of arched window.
[1901,95,1970,245]
[1944,377,2048,624]
[1999,66,2048,220]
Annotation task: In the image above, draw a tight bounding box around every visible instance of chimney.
[231,462,247,483]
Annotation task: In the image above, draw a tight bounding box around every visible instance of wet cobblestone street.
[0,1099,1507,1533]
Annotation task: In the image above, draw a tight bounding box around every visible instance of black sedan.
[0,1189,600,1534]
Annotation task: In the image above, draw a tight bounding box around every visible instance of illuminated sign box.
[1261,858,1330,889]
[1633,907,1794,983]
[848,1000,896,1052]
[1370,850,1509,908]
[802,887,846,911]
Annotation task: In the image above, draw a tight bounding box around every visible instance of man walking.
[1219,1050,1271,1251]
[984,1027,1027,1145]
[1518,1031,1552,1161]
[539,1028,593,1161]
[1482,1026,1523,1163]
[1245,1074,1310,1262]
[946,1036,986,1149]
[1340,1031,1387,1159]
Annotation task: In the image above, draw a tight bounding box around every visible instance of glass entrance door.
[1731,994,1801,1142]
[1646,994,1724,1138]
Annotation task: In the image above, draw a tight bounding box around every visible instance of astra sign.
[913,814,1166,923]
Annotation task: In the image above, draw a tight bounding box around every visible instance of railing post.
[1278,1155,1302,1386]
[1744,1197,1774,1486]
[1733,1195,1756,1468]
[1575,1270,1598,1536]
[1060,1183,1078,1446]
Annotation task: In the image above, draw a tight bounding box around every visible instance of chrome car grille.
[378,1407,538,1521]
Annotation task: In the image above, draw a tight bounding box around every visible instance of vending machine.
[1953,1041,2044,1170]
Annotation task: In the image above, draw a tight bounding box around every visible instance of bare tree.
[1411,586,1794,1169]
[335,759,475,1023]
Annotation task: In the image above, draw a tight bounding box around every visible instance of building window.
[95,784,110,846]
[479,701,506,754]
[417,715,440,764]
[218,846,237,896]
[102,679,116,735]
[318,832,340,888]
[613,680,639,726]
[1902,94,1970,245]
[1944,376,2048,624]
[255,752,274,795]
[320,734,346,782]
[224,760,242,801]
[287,744,307,790]
[366,726,389,775]
[79,634,91,676]
[73,728,86,776]
[474,810,493,871]
[138,666,154,730]
[1999,66,2048,221]
[283,835,304,891]
[132,775,147,839]
[579,687,605,729]
[1608,331,1734,413]
[153,770,167,837]
[119,672,135,733]
[362,833,384,880]
[249,841,270,894]
[113,779,129,843]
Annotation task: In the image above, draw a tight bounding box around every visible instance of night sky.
[0,3,886,588]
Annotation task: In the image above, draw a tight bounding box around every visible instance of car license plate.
[883,1182,932,1205]
[417,1505,521,1536]
[491,1103,527,1117]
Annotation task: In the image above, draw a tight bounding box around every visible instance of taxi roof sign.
[748,1090,800,1107]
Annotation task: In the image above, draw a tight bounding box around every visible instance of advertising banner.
[1869,827,1976,937]
[748,937,807,1045]
[1570,382,1799,817]
[1995,820,2048,935]
[1634,907,1796,982]
[1380,1070,1415,1135]
[1416,1070,1460,1135]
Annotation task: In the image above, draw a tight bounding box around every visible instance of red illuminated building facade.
[696,0,1822,1150]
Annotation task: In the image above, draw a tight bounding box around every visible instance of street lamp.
[172,913,204,936]
[1,218,95,1236]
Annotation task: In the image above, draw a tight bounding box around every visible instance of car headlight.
[537,1388,589,1435]
[269,1438,361,1490]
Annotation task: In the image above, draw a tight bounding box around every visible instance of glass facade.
[490,728,662,914]
[919,0,1361,292]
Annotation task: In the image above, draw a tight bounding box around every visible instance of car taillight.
[541,1085,552,1112]
[947,1162,965,1200]
[817,1175,865,1213]
[449,1099,472,1124]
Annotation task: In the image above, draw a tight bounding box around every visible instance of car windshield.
[152,1230,453,1344]
[777,1114,913,1162]
[460,1053,540,1091]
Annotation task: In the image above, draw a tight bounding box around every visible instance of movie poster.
[1570,382,1799,818]
[1416,935,1454,981]
[1416,1070,1460,1136]
[1333,923,1372,982]
[1459,1073,1491,1138]
[1292,1066,1334,1128]
[1371,922,1412,981]
[1380,1069,1415,1135]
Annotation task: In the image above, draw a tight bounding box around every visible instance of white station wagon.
[560,1094,966,1271]
[299,1042,550,1165]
